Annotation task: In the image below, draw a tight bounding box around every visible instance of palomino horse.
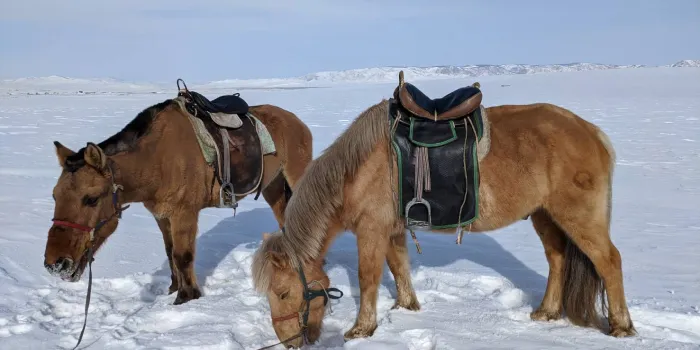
[44,87,312,307]
[252,75,636,348]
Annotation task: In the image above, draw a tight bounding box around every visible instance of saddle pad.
[389,99,483,229]
[248,114,277,156]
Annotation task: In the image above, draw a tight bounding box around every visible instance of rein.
[258,258,343,349]
[50,162,130,350]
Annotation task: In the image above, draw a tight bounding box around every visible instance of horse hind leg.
[530,209,567,321]
[385,232,420,311]
[546,188,636,337]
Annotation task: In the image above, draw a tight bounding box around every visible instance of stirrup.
[405,198,432,230]
[219,182,238,209]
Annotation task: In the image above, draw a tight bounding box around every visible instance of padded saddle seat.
[188,90,249,115]
[393,71,482,121]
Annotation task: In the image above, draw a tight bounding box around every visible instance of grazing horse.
[252,77,636,347]
[44,90,312,306]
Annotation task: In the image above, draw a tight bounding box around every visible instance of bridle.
[50,161,130,350]
[258,259,343,349]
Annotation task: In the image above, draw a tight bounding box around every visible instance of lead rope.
[256,332,305,350]
[71,246,93,350]
[70,163,129,350]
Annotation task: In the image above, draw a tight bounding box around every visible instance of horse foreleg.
[154,217,178,294]
[530,210,566,321]
[386,232,419,311]
[169,210,202,305]
[344,224,390,340]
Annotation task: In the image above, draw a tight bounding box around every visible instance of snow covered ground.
[0,67,699,349]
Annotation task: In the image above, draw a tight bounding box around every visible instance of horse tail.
[562,236,606,329]
[562,125,615,329]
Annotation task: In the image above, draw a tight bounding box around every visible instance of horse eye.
[280,291,289,300]
[82,195,99,207]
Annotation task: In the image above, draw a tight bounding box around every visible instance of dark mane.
[64,99,174,171]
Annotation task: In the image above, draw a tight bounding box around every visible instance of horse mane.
[252,99,390,292]
[64,99,175,172]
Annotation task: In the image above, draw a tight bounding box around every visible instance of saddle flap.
[210,112,243,128]
[408,117,458,147]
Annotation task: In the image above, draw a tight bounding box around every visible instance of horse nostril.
[55,257,73,271]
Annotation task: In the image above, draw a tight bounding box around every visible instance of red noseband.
[52,219,93,233]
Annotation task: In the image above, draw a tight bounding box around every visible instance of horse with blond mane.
[252,73,636,348]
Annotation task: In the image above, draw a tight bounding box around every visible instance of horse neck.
[109,149,156,204]
[109,117,176,204]
[109,109,199,205]
[287,218,342,269]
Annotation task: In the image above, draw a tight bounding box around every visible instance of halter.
[50,161,130,350]
[258,256,343,349]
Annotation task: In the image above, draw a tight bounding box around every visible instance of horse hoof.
[530,309,562,322]
[343,324,377,340]
[168,284,178,295]
[173,287,202,305]
[609,326,637,338]
[391,299,420,311]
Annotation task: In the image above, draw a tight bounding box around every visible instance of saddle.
[176,79,263,210]
[392,71,482,121]
[389,71,485,237]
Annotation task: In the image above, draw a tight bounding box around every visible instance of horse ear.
[54,141,75,167]
[84,142,107,171]
[267,251,288,269]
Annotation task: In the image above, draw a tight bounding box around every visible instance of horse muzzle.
[45,255,86,282]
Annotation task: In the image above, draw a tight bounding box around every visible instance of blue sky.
[1,0,698,82]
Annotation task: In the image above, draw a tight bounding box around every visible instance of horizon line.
[2,58,698,86]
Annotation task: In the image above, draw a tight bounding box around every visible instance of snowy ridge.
[670,60,700,68]
[2,60,698,95]
[297,62,643,83]
[197,62,647,88]
[0,75,166,96]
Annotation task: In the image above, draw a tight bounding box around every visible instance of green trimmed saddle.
[389,71,485,231]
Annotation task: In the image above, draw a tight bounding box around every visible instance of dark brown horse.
[44,90,312,306]
[252,82,636,347]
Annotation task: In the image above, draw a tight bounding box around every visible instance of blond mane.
[252,99,390,292]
